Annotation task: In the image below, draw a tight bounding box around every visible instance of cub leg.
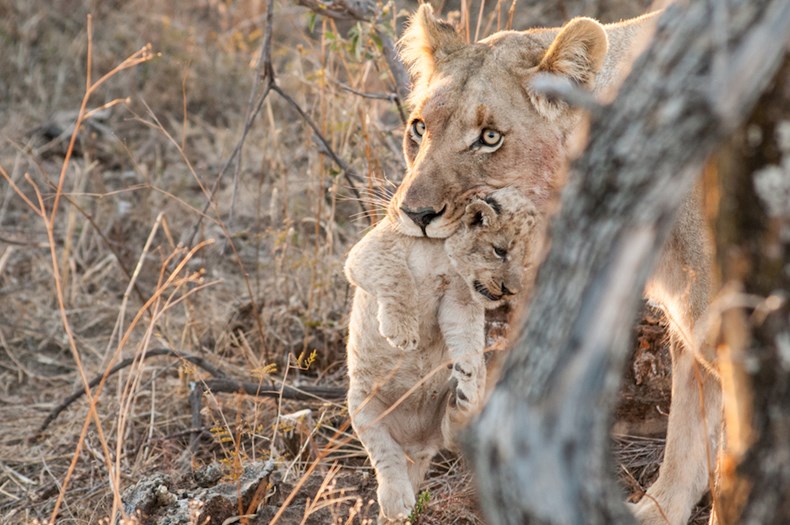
[632,339,722,525]
[344,221,420,351]
[348,387,415,522]
[438,281,486,447]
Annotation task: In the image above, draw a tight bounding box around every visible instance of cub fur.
[389,6,718,525]
[344,188,537,523]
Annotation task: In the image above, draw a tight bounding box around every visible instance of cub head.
[445,187,538,308]
[389,4,608,238]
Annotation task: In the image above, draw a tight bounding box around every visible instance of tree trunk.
[467,1,790,524]
[714,57,790,525]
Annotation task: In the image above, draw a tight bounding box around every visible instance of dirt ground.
[0,1,710,524]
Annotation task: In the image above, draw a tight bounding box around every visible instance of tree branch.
[467,1,790,523]
[714,57,790,525]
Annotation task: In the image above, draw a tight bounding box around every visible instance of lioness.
[388,6,719,525]
[345,188,538,523]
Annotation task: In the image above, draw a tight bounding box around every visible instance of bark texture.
[714,57,790,525]
[467,1,790,524]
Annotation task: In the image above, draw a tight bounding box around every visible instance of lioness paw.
[630,496,686,525]
[378,305,419,351]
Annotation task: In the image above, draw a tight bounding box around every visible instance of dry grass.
[0,1,666,524]
[1,1,402,522]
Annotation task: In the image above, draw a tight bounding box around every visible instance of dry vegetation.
[0,1,686,524]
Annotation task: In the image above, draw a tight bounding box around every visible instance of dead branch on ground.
[38,347,346,438]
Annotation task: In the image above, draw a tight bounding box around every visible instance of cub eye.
[475,128,504,152]
[493,245,508,259]
[409,119,426,143]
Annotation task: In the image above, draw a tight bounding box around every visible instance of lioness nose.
[401,206,444,231]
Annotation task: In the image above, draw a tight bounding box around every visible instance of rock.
[122,460,276,525]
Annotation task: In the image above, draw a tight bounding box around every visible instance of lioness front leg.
[348,388,415,522]
[344,220,420,351]
[635,221,721,525]
[631,343,721,525]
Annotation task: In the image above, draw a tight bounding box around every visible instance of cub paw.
[377,480,415,522]
[442,370,481,450]
[378,306,419,351]
[447,365,481,414]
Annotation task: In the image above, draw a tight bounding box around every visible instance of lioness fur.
[345,188,537,523]
[386,6,720,525]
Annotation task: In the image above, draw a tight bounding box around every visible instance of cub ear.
[464,199,498,229]
[530,17,608,118]
[399,4,464,84]
[522,206,538,232]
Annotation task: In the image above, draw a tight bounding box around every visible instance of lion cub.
[344,188,537,522]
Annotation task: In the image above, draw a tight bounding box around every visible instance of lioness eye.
[410,119,426,143]
[493,245,507,259]
[480,129,502,147]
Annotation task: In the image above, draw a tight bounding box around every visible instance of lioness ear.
[530,17,608,119]
[464,200,498,229]
[399,4,464,84]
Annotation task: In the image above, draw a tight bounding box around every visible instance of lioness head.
[389,5,608,238]
[445,187,538,308]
